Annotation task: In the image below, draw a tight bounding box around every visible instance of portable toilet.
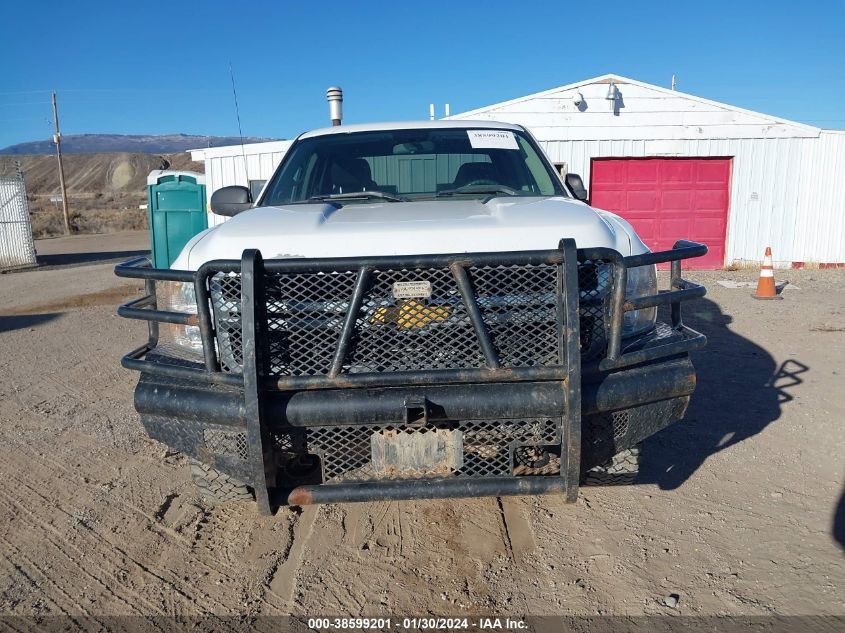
[147,170,208,268]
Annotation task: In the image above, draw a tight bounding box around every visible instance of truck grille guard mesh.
[115,239,707,388]
[208,262,594,378]
[116,239,707,513]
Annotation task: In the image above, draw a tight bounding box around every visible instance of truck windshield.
[260,127,566,206]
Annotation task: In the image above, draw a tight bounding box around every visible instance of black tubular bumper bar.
[596,239,708,371]
[285,476,571,506]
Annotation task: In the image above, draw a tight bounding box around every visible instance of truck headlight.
[622,264,657,338]
[157,281,203,355]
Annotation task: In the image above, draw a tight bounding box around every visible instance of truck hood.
[175,196,634,270]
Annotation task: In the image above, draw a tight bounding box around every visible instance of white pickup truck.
[116,120,707,514]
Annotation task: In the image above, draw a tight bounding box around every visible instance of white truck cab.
[176,121,649,267]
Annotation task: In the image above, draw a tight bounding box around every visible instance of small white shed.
[190,140,292,226]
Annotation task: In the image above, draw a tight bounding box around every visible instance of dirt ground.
[0,232,843,620]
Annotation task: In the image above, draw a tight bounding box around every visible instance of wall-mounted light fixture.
[605,81,618,108]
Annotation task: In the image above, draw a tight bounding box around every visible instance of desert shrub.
[72,208,149,234]
[30,208,149,238]
[29,211,66,238]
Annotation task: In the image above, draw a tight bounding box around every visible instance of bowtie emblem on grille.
[370,280,447,329]
[370,300,449,329]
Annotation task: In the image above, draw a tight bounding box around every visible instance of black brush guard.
[115,239,707,514]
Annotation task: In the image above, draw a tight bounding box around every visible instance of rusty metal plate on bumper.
[371,429,463,476]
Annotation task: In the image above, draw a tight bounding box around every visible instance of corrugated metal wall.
[793,131,845,264]
[538,135,843,266]
[191,141,293,227]
[206,151,286,193]
[0,176,37,269]
[205,150,288,226]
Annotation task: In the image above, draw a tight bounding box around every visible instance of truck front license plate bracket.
[371,428,463,476]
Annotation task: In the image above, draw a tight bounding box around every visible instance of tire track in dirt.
[0,485,176,618]
[0,551,85,621]
[0,463,236,615]
[498,497,537,557]
[363,500,393,546]
[494,498,515,560]
[0,520,133,624]
[494,497,538,613]
[6,438,195,548]
[397,502,412,557]
[269,506,318,603]
[341,501,416,561]
[304,503,418,611]
[4,440,302,615]
[3,434,294,612]
[340,503,364,545]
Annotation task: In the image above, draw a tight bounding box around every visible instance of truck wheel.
[188,458,254,504]
[582,446,640,486]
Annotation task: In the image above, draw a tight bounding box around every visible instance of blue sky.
[2,0,844,148]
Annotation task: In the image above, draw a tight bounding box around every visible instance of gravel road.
[0,236,842,620]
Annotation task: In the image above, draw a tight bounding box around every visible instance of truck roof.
[299,120,525,140]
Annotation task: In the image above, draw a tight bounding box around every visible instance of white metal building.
[192,74,845,268]
[190,140,292,226]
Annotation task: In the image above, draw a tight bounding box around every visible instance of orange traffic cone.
[753,247,783,300]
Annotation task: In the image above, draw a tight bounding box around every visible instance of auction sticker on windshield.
[467,129,519,150]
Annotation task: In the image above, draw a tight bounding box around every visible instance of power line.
[0,90,51,96]
[0,117,53,123]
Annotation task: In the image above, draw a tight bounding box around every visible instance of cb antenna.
[228,62,249,184]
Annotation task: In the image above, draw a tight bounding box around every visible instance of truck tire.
[582,445,640,486]
[188,458,254,505]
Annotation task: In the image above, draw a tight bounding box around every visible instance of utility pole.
[51,91,71,234]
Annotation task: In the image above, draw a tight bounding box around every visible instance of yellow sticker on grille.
[370,300,450,329]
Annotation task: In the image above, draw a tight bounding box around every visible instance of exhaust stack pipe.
[327,87,343,126]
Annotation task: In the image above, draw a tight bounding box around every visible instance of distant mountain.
[0,133,275,155]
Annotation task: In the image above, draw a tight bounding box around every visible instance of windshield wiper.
[435,185,520,201]
[308,190,409,203]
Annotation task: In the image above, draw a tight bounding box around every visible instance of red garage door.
[590,158,731,269]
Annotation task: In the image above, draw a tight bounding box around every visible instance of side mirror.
[565,173,589,202]
[210,185,252,216]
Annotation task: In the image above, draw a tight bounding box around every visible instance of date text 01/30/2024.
[307,618,528,630]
